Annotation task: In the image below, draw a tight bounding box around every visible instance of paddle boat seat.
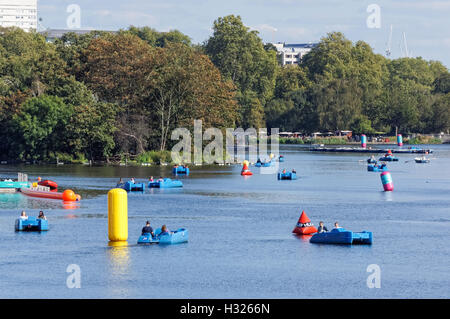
[15,217,49,232]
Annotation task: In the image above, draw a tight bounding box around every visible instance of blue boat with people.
[149,178,183,188]
[255,159,274,167]
[173,165,190,175]
[138,227,188,245]
[310,228,372,245]
[15,217,49,232]
[116,181,145,192]
[367,164,388,172]
[277,171,297,180]
[278,155,285,162]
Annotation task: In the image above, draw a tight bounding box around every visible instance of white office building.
[272,42,317,66]
[0,0,37,32]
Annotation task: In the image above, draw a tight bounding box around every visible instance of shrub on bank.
[136,150,173,164]
[406,136,442,144]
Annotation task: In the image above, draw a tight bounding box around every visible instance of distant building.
[0,0,37,32]
[39,28,117,42]
[272,42,318,66]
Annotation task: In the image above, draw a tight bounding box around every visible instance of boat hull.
[149,178,183,188]
[310,228,372,245]
[278,172,297,180]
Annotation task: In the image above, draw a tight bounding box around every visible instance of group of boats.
[366,149,432,172]
[0,174,81,202]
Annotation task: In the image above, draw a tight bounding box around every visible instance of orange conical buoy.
[293,211,318,235]
[241,160,253,176]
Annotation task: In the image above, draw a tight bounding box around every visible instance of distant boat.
[415,157,430,163]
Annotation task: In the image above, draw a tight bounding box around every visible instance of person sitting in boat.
[19,211,28,220]
[318,221,328,233]
[141,221,154,236]
[334,222,341,229]
[159,225,172,236]
[157,176,164,182]
[37,211,47,220]
[118,177,123,184]
[282,169,287,174]
[380,163,386,169]
[149,176,154,182]
[130,178,135,183]
[292,169,297,174]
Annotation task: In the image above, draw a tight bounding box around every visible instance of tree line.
[0,15,449,162]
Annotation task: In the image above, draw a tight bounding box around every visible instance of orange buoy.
[293,211,318,235]
[241,160,253,176]
[62,189,77,202]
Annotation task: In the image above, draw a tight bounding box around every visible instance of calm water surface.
[0,145,449,298]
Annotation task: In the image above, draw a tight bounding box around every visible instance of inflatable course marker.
[380,171,394,192]
[293,211,318,235]
[108,188,128,242]
[241,160,253,176]
[397,134,403,147]
[361,134,367,148]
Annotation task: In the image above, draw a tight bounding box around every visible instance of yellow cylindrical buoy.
[108,188,128,242]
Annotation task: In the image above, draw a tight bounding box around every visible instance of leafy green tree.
[204,15,277,126]
[11,95,72,160]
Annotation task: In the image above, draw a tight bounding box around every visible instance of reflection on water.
[107,241,131,298]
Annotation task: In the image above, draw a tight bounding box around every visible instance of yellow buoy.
[108,188,128,242]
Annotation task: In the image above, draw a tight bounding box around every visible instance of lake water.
[0,145,449,298]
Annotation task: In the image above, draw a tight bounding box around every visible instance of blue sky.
[38,0,450,68]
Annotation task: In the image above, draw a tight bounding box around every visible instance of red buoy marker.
[293,211,318,235]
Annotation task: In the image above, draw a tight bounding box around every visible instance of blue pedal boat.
[310,228,372,245]
[15,217,49,232]
[277,172,297,180]
[138,228,188,245]
[117,181,145,192]
[173,166,190,175]
[367,164,388,172]
[149,178,183,188]
[255,160,274,167]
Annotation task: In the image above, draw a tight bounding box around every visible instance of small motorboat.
[138,228,188,245]
[278,171,297,180]
[117,181,145,192]
[173,166,190,175]
[414,157,430,163]
[367,164,388,172]
[38,180,58,191]
[149,178,183,188]
[15,217,49,232]
[310,228,372,245]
